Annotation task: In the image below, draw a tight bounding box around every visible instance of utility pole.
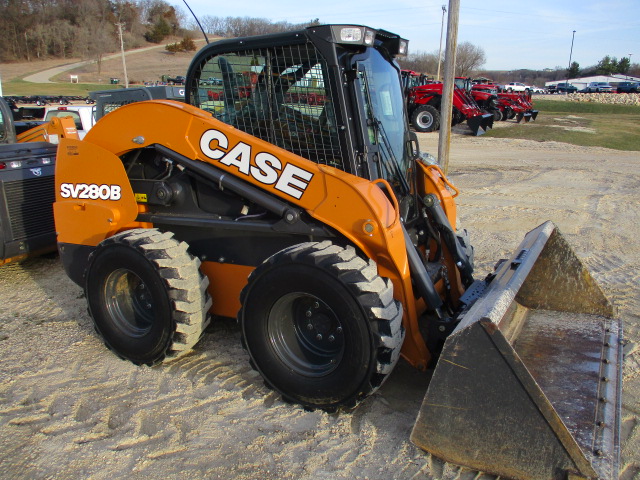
[115,22,129,88]
[436,5,447,81]
[437,0,459,175]
[565,30,576,95]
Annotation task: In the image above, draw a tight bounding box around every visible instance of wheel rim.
[104,268,155,337]
[416,111,433,129]
[267,292,345,377]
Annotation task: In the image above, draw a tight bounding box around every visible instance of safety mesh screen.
[192,42,343,169]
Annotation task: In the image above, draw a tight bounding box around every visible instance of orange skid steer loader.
[52,25,622,479]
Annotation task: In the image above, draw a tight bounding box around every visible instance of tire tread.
[240,241,404,412]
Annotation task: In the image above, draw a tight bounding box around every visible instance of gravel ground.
[0,131,638,480]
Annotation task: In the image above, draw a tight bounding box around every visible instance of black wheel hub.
[268,293,345,377]
[104,268,155,338]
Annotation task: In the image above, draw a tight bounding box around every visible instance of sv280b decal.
[60,183,122,201]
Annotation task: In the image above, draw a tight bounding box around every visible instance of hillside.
[0,38,210,87]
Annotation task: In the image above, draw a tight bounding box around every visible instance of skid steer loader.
[52,25,622,479]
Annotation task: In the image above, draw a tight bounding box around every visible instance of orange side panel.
[54,138,138,246]
[200,262,254,318]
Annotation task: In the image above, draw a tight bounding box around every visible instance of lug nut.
[328,335,335,342]
[306,310,312,317]
[307,323,314,330]
[316,334,323,341]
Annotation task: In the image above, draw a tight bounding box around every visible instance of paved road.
[23,44,166,83]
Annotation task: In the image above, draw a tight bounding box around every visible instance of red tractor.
[471,82,538,123]
[401,70,493,136]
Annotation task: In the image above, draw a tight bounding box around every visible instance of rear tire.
[411,105,440,132]
[85,229,211,365]
[240,242,404,411]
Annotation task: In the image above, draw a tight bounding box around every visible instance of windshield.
[357,49,411,189]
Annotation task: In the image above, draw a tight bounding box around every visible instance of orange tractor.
[53,25,621,479]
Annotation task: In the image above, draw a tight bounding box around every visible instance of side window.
[191,44,342,168]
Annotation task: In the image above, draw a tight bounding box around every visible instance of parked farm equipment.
[402,70,493,135]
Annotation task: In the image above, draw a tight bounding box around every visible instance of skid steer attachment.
[411,221,622,480]
[466,113,494,136]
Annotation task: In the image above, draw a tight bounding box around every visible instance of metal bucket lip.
[416,221,623,479]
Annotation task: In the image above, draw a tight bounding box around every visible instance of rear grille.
[4,176,55,240]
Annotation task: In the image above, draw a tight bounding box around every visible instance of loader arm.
[17,116,79,143]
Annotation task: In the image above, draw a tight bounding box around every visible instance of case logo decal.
[199,129,313,200]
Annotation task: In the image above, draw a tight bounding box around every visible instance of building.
[546,74,640,91]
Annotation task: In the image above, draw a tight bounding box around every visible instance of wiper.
[373,118,411,195]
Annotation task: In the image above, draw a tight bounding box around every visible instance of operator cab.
[185,25,412,196]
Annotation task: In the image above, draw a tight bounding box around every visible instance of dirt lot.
[0,131,639,480]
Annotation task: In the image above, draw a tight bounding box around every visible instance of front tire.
[411,105,441,132]
[85,229,211,365]
[240,242,404,411]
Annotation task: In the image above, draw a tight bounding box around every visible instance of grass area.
[484,99,640,151]
[3,79,123,97]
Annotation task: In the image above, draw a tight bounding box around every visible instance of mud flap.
[411,221,622,480]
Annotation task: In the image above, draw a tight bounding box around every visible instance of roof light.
[339,27,363,42]
[364,30,375,45]
[398,40,408,56]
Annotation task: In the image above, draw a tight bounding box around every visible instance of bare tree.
[455,41,486,77]
[399,51,440,75]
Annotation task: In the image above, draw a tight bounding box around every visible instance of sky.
[172,0,639,72]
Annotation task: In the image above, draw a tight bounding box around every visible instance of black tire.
[85,228,211,365]
[239,242,404,411]
[411,104,440,132]
[490,108,503,121]
[506,107,516,120]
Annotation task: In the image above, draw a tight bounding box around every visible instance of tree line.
[0,0,319,64]
[400,43,638,87]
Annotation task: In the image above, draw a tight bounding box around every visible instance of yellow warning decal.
[135,193,148,203]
